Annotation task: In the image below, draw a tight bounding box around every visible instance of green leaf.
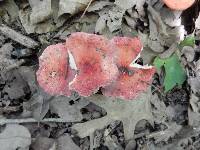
[153,54,186,92]
[179,36,195,48]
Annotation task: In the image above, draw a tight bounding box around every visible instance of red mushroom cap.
[66,32,118,96]
[37,33,155,100]
[36,43,75,96]
[102,37,155,100]
[110,36,142,67]
[102,67,155,100]
[162,0,195,10]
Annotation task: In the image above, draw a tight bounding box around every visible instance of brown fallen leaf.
[50,96,89,122]
[72,88,154,140]
[0,124,31,150]
[57,134,81,150]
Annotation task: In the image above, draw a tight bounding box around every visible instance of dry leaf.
[124,15,137,29]
[0,124,31,150]
[50,96,89,122]
[107,7,125,32]
[114,0,146,16]
[19,8,56,34]
[182,46,195,62]
[96,6,125,32]
[72,88,154,140]
[160,8,182,27]
[0,0,19,23]
[150,93,168,124]
[31,137,56,150]
[58,0,92,17]
[148,123,182,143]
[188,94,200,127]
[87,1,113,12]
[20,0,93,34]
[23,90,52,120]
[57,134,81,150]
[95,15,107,34]
[29,0,52,24]
[3,70,30,100]
[0,43,16,72]
[147,5,184,53]
[104,135,124,150]
[189,77,200,94]
[18,66,38,93]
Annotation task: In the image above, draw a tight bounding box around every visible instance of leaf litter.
[0,0,200,149]
[72,88,154,140]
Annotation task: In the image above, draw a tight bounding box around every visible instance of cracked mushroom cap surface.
[66,32,119,96]
[162,0,195,10]
[36,43,75,96]
[102,37,156,100]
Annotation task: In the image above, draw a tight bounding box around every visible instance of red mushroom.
[162,0,195,10]
[66,32,118,96]
[37,33,155,100]
[102,37,156,100]
[111,37,142,66]
[36,43,75,96]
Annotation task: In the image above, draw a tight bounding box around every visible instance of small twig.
[5,59,25,71]
[0,106,21,114]
[90,133,95,150]
[80,0,93,18]
[0,24,39,48]
[146,130,167,139]
[0,118,71,125]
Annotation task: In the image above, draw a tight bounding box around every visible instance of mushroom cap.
[110,36,142,67]
[102,67,156,100]
[36,43,75,96]
[66,32,118,96]
[37,34,155,99]
[162,0,195,10]
[102,36,155,100]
